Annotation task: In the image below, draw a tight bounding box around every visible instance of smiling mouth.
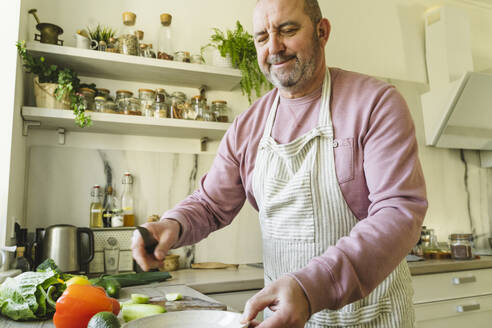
[269,55,296,67]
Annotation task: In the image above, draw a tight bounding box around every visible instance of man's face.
[253,0,323,92]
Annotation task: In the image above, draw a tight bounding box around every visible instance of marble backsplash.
[25,146,263,265]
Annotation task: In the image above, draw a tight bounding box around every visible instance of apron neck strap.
[262,69,333,140]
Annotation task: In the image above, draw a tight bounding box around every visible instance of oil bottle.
[90,185,103,228]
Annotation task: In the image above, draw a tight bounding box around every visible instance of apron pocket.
[262,172,315,242]
[310,297,392,327]
[334,138,354,184]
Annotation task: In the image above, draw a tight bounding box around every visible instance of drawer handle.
[452,276,476,285]
[456,304,480,313]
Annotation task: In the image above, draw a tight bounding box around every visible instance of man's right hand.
[131,220,181,271]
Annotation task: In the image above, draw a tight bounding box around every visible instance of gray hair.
[304,0,322,27]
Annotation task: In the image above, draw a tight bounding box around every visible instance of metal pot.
[36,224,94,273]
[28,9,64,46]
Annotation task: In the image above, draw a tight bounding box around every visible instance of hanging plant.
[16,41,91,127]
[202,21,272,103]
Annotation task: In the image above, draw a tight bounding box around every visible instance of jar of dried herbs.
[123,97,141,116]
[170,92,187,119]
[118,12,139,56]
[154,93,168,118]
[211,100,231,122]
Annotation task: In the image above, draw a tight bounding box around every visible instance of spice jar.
[202,104,215,122]
[170,92,187,119]
[138,88,155,113]
[174,51,191,63]
[94,96,106,112]
[123,97,141,115]
[211,100,231,122]
[118,12,139,56]
[449,234,474,260]
[191,54,204,64]
[116,90,133,112]
[103,100,118,114]
[96,88,111,100]
[79,88,96,111]
[154,93,168,118]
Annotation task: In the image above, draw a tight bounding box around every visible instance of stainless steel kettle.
[36,224,94,273]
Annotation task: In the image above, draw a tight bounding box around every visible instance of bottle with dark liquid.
[103,186,115,228]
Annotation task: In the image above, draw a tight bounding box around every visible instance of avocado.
[87,311,121,328]
[122,304,166,322]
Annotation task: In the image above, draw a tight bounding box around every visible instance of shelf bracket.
[200,137,209,152]
[57,128,66,145]
[22,120,41,136]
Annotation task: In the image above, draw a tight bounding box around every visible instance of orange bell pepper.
[53,284,115,328]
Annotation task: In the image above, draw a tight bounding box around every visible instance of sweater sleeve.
[161,118,247,248]
[290,86,428,313]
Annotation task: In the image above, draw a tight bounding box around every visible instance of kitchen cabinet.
[413,268,492,327]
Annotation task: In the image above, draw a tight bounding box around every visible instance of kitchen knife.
[136,225,158,255]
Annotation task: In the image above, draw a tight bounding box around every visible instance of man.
[132,0,427,327]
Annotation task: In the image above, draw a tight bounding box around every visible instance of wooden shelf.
[22,107,231,140]
[25,42,242,91]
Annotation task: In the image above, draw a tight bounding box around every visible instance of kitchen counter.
[408,255,492,275]
[158,264,265,294]
[0,284,222,328]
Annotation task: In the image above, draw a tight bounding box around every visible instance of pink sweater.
[163,67,427,313]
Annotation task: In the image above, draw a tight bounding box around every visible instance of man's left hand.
[241,275,310,328]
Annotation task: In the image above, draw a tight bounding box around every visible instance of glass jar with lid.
[94,96,106,112]
[118,12,139,56]
[449,233,474,260]
[154,93,168,118]
[174,51,191,63]
[123,97,142,115]
[211,100,231,122]
[116,90,133,112]
[96,88,111,100]
[188,95,202,120]
[157,13,174,60]
[138,88,155,113]
[202,103,215,122]
[79,88,96,111]
[103,100,118,114]
[170,92,187,119]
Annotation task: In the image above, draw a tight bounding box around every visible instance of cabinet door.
[412,268,492,303]
[415,294,492,328]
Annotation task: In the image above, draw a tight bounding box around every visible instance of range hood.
[421,6,492,150]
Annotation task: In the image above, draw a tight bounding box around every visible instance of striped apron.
[251,70,415,327]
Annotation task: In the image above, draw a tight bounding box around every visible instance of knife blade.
[136,226,158,255]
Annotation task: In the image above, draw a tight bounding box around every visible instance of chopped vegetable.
[165,292,183,301]
[122,304,166,322]
[131,293,149,304]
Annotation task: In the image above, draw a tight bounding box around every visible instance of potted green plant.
[16,41,91,127]
[202,21,271,103]
[86,24,116,46]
